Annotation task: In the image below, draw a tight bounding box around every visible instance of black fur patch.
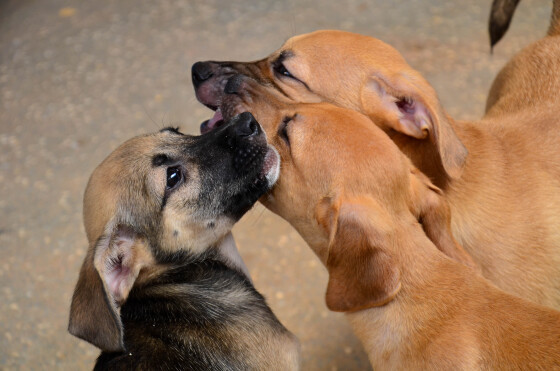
[152,154,173,167]
[159,126,183,135]
[94,252,288,370]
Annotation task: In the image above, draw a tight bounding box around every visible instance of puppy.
[192,20,560,308]
[486,0,560,114]
[220,95,560,368]
[68,113,300,370]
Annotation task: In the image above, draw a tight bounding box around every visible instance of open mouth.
[200,103,247,134]
[200,109,225,134]
[200,85,248,135]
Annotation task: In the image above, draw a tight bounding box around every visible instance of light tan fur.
[248,100,560,369]
[213,25,560,309]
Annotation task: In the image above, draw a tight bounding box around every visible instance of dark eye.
[166,166,182,190]
[274,62,294,78]
[278,116,292,145]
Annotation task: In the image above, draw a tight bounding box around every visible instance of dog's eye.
[278,116,292,145]
[166,166,182,190]
[274,62,294,78]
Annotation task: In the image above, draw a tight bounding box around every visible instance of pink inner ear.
[395,97,431,139]
[396,97,415,114]
[368,79,431,140]
[106,254,131,303]
[101,231,136,305]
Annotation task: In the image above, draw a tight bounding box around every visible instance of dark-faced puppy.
[68,113,299,370]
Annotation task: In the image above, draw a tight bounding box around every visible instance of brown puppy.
[486,0,560,114]
[224,95,560,368]
[192,18,560,308]
[68,114,300,370]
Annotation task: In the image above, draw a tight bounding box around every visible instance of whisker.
[142,105,160,130]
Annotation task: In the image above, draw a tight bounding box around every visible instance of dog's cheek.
[160,207,202,254]
[193,211,236,246]
[160,206,235,254]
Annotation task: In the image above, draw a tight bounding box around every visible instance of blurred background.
[0,0,550,369]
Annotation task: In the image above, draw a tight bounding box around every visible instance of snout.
[231,111,261,138]
[191,61,214,89]
[228,112,280,188]
[224,74,245,95]
[222,112,265,175]
[191,61,227,110]
[200,111,279,219]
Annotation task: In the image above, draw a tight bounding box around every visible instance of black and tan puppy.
[68,112,300,370]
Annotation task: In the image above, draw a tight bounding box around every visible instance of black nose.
[192,62,214,88]
[233,112,260,138]
[225,74,244,94]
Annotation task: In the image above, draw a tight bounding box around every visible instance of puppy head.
[193,30,467,181]
[217,86,473,312]
[69,113,280,352]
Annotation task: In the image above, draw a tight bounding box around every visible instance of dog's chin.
[224,147,280,220]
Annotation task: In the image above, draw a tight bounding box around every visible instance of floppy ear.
[409,169,478,270]
[360,71,468,180]
[68,224,153,352]
[317,196,401,312]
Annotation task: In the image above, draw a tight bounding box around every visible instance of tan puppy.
[223,94,560,368]
[486,0,560,114]
[192,14,560,308]
[68,115,300,369]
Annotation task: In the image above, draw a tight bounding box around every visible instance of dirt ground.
[0,0,549,369]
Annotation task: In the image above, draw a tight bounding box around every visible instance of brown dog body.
[192,20,560,308]
[345,222,560,370]
[213,93,560,367]
[442,110,560,307]
[488,0,560,104]
[486,35,560,116]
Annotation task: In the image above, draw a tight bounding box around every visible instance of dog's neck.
[389,131,451,189]
[389,116,500,191]
[145,233,253,284]
[215,232,253,283]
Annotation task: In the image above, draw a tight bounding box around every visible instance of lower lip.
[262,146,280,187]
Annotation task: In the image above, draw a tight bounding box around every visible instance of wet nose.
[233,112,261,138]
[224,74,244,94]
[191,62,214,88]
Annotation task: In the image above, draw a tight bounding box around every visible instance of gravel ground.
[0,0,549,369]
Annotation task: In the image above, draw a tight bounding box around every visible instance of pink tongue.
[207,109,223,129]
